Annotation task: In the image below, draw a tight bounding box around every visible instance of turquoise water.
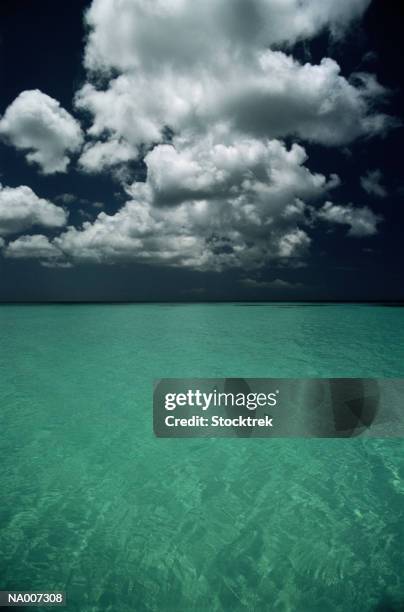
[0,303,403,611]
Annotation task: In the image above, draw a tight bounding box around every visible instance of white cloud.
[0,0,386,273]
[140,136,332,207]
[4,234,63,260]
[75,54,392,153]
[278,229,311,257]
[0,90,83,174]
[317,201,381,236]
[78,138,138,172]
[0,184,67,236]
[51,138,335,270]
[84,0,372,73]
[74,0,391,158]
[360,169,387,197]
[213,57,392,146]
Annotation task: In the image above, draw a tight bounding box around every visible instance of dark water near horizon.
[0,304,403,611]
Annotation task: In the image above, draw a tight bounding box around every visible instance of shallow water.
[0,304,403,611]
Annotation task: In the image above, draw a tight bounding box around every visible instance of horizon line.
[0,300,403,306]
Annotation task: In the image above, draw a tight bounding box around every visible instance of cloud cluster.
[0,90,83,174]
[79,138,138,173]
[49,138,336,270]
[317,201,381,236]
[142,136,333,207]
[0,184,67,236]
[9,139,375,270]
[4,234,63,260]
[0,0,391,272]
[83,0,372,73]
[76,10,391,151]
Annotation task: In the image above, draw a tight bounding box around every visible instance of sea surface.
[0,303,403,611]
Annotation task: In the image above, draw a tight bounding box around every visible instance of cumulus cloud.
[78,138,138,173]
[0,184,67,236]
[75,52,392,154]
[0,0,387,273]
[74,0,392,158]
[83,0,372,73]
[278,229,311,257]
[141,136,332,207]
[48,138,338,270]
[317,201,381,236]
[26,137,380,271]
[0,90,83,174]
[53,201,312,271]
[4,234,63,260]
[360,169,387,197]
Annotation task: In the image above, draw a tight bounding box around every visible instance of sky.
[0,0,403,301]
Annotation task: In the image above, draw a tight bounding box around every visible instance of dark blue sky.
[0,0,403,301]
